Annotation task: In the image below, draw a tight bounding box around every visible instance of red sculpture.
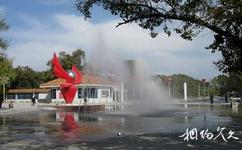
[52,53,82,104]
[60,112,80,139]
[62,112,79,131]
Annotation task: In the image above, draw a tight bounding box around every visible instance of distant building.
[7,88,50,102]
[7,74,128,105]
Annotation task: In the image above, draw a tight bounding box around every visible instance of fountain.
[0,35,241,150]
[86,35,173,113]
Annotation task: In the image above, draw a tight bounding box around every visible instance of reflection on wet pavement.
[0,106,242,148]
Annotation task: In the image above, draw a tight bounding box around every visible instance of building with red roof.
[7,74,127,105]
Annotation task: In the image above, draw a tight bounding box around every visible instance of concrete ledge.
[174,103,232,107]
[37,103,105,113]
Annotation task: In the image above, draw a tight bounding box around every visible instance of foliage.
[10,66,41,88]
[0,16,8,50]
[47,49,86,71]
[0,53,15,103]
[77,0,242,74]
[0,53,15,85]
[0,15,12,83]
[0,15,12,104]
[38,69,54,83]
[10,66,56,88]
[211,74,242,96]
[157,74,207,98]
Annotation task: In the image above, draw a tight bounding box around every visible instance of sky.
[0,0,221,79]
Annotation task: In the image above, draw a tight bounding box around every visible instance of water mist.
[87,33,174,113]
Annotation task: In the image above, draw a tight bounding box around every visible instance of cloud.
[0,5,7,15]
[17,13,46,30]
[5,14,220,79]
[36,0,71,6]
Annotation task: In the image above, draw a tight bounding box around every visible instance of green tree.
[227,74,242,93]
[38,70,54,83]
[0,16,8,49]
[0,53,15,108]
[211,74,242,96]
[158,74,203,98]
[48,49,86,71]
[0,16,14,108]
[211,74,229,96]
[10,66,42,88]
[0,54,15,79]
[77,0,242,73]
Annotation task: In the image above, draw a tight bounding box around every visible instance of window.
[51,89,56,99]
[34,93,39,99]
[84,88,89,98]
[78,88,98,98]
[17,93,33,99]
[78,88,83,98]
[101,90,109,98]
[7,94,15,99]
[90,88,98,98]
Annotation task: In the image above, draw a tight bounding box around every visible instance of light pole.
[168,77,172,97]
[207,81,210,97]
[202,79,206,98]
[197,78,201,98]
[184,82,187,100]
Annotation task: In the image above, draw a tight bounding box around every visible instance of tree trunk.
[0,99,3,108]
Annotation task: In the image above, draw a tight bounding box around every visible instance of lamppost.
[206,81,210,97]
[167,77,172,97]
[197,78,201,98]
[202,79,206,98]
[0,76,10,102]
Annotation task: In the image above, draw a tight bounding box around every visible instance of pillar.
[184,82,187,100]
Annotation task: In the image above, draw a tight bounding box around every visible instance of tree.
[210,74,229,96]
[76,0,242,74]
[211,74,242,96]
[38,70,54,84]
[0,54,15,83]
[0,53,15,108]
[227,74,242,93]
[10,66,43,88]
[0,16,13,108]
[0,16,8,50]
[48,49,86,71]
[157,74,203,98]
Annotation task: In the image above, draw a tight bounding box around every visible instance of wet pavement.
[0,106,242,149]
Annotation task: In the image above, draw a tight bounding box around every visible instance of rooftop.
[7,88,50,94]
[40,74,119,88]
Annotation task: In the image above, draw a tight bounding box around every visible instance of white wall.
[7,92,49,103]
[49,85,122,104]
[39,93,48,99]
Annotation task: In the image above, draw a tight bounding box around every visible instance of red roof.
[40,74,119,87]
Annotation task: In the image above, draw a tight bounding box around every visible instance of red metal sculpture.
[52,53,82,104]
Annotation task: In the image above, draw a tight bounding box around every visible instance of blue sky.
[0,0,221,79]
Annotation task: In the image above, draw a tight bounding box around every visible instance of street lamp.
[0,76,10,102]
[206,81,210,97]
[202,79,206,98]
[197,78,201,98]
[167,77,172,97]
